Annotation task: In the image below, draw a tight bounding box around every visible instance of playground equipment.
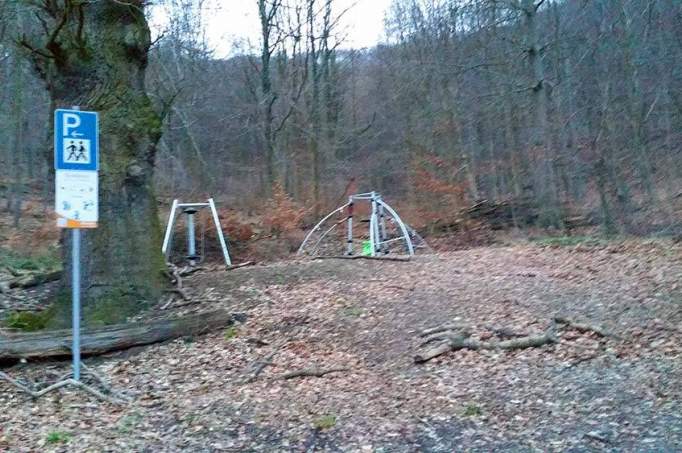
[298,191,427,257]
[162,198,231,266]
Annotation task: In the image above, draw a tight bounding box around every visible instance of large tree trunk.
[521,0,562,228]
[21,0,165,326]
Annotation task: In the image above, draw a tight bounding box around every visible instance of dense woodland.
[1,0,681,236]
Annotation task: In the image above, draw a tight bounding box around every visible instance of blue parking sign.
[54,109,99,171]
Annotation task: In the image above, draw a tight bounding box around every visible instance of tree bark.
[21,0,166,326]
[307,0,323,216]
[258,0,279,190]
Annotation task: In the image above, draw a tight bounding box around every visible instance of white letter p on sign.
[63,113,81,137]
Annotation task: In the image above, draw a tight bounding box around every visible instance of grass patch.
[463,404,482,417]
[531,235,609,248]
[5,310,51,331]
[313,415,337,430]
[342,306,363,318]
[0,247,60,272]
[117,413,143,434]
[223,326,239,340]
[46,431,71,444]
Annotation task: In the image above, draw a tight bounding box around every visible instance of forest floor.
[1,240,682,452]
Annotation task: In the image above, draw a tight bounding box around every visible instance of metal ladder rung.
[178,203,210,208]
[377,237,404,245]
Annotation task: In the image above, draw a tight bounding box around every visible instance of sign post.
[72,227,81,380]
[54,107,99,381]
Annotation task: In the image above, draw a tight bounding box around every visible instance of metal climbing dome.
[298,191,429,257]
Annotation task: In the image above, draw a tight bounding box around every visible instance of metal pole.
[377,199,415,256]
[208,198,232,266]
[161,199,179,258]
[378,197,388,254]
[346,198,354,255]
[72,228,81,381]
[373,212,381,255]
[186,210,196,265]
[70,104,81,382]
[369,192,377,257]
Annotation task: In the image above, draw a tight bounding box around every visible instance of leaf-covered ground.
[2,241,681,452]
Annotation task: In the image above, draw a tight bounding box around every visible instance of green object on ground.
[362,241,372,256]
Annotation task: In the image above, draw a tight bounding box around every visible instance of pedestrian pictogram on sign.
[64,139,91,164]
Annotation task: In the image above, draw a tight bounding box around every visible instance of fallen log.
[0,309,236,360]
[8,270,62,289]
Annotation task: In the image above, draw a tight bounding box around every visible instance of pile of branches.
[414,316,615,363]
[465,198,592,231]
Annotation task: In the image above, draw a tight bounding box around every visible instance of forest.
[1,0,681,235]
[0,0,681,451]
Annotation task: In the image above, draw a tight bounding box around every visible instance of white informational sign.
[55,170,98,228]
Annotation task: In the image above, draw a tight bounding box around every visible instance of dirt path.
[2,242,681,451]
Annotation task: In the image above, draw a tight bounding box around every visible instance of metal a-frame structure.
[162,198,232,266]
[298,191,415,257]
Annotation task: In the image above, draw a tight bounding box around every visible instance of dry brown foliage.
[218,210,255,243]
[263,183,306,236]
[409,153,469,229]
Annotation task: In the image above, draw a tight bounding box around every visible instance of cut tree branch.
[553,316,616,339]
[313,255,411,262]
[241,340,285,384]
[280,367,348,380]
